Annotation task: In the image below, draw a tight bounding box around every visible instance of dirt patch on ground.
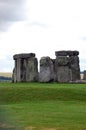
[25,126,36,130]
[0,122,18,129]
[25,126,64,130]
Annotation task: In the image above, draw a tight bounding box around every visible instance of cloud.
[0,0,26,31]
[26,22,48,28]
[81,37,86,41]
[0,58,13,72]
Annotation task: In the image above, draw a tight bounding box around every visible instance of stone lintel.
[67,51,79,56]
[55,51,68,56]
[55,50,79,57]
[13,53,35,60]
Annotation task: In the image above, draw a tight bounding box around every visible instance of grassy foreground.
[0,82,86,130]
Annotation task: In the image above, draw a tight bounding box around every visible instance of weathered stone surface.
[55,58,72,82]
[15,58,22,82]
[13,53,35,60]
[26,57,38,82]
[69,56,80,81]
[40,57,50,67]
[13,58,26,82]
[12,50,80,83]
[83,70,86,80]
[12,68,16,82]
[13,53,38,82]
[39,57,56,82]
[67,51,79,56]
[56,56,70,66]
[55,51,68,56]
[56,66,72,83]
[55,50,79,57]
[55,51,80,82]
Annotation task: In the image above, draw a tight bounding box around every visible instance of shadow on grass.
[0,106,23,130]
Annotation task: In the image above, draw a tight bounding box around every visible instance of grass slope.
[0,82,86,130]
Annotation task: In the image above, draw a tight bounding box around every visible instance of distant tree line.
[0,76,12,81]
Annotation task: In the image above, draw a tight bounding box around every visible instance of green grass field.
[0,82,86,130]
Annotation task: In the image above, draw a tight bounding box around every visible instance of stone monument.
[39,57,56,82]
[12,53,38,82]
[55,51,80,82]
[12,50,80,83]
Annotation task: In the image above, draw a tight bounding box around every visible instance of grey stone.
[13,53,35,60]
[55,51,68,56]
[56,56,70,66]
[12,68,16,82]
[67,51,79,56]
[55,50,79,57]
[55,58,72,82]
[26,57,38,82]
[55,51,80,82]
[12,50,80,83]
[15,58,22,82]
[39,57,56,82]
[56,66,72,83]
[83,70,86,80]
[13,53,38,82]
[69,56,80,81]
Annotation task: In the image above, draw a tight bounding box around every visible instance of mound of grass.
[0,82,86,130]
[0,82,86,104]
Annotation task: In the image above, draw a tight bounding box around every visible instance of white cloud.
[0,0,86,71]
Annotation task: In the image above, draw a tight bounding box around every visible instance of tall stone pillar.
[55,51,72,82]
[55,50,80,82]
[83,70,86,80]
[68,51,80,81]
[13,53,38,82]
[39,57,56,82]
[26,57,38,82]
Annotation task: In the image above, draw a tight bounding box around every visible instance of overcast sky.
[0,0,86,72]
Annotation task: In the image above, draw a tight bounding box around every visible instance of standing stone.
[69,56,80,81]
[12,68,16,82]
[55,50,80,82]
[13,53,38,82]
[55,56,70,66]
[12,50,80,83]
[26,57,38,82]
[55,56,72,82]
[39,57,56,82]
[83,70,86,80]
[56,66,72,83]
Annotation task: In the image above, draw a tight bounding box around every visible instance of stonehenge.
[12,53,38,82]
[55,51,80,82]
[39,57,56,82]
[12,50,81,83]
